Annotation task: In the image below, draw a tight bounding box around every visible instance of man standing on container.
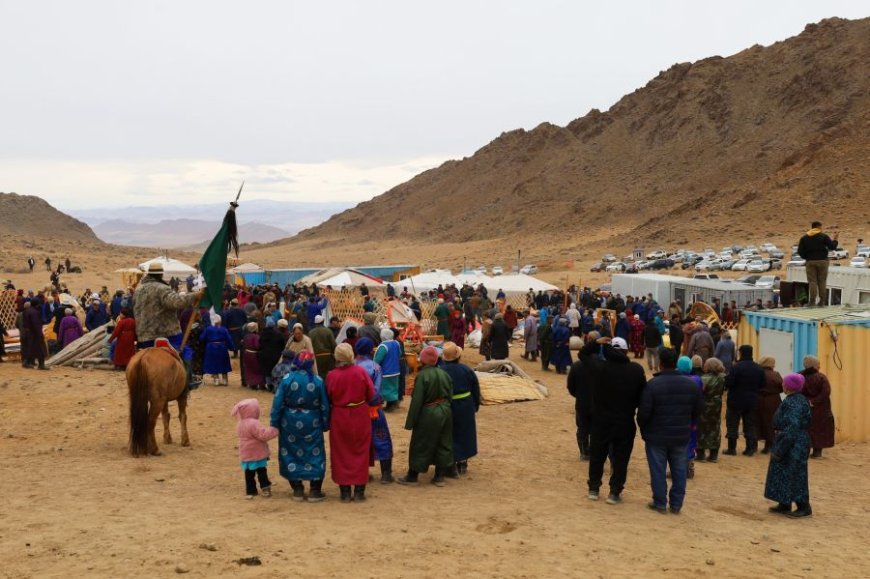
[797,221,839,306]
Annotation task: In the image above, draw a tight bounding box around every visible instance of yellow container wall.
[817,324,870,444]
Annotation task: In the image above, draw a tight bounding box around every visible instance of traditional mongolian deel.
[764,392,812,505]
[405,365,454,473]
[326,364,376,485]
[270,368,330,482]
[200,323,234,375]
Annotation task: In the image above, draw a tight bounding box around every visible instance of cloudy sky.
[1,1,866,209]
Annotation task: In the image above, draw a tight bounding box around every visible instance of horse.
[127,347,190,456]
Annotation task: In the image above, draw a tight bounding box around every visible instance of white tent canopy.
[402,270,458,292]
[229,262,264,274]
[298,268,386,289]
[493,273,559,295]
[138,256,197,278]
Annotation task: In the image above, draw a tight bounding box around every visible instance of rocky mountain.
[285,17,869,255]
[92,219,291,248]
[0,192,102,243]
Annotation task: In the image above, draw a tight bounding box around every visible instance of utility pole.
[517,250,521,274]
[463,256,466,273]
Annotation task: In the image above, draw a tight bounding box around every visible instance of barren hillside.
[263,17,869,264]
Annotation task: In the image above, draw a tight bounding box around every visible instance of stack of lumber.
[46,322,113,369]
[474,359,549,405]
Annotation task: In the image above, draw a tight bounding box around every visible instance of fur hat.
[442,341,462,362]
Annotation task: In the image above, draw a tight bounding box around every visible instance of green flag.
[198,205,239,309]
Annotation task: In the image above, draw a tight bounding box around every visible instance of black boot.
[353,485,366,502]
[457,460,468,475]
[769,502,791,514]
[743,440,757,457]
[788,502,813,518]
[708,449,719,463]
[379,459,394,484]
[687,459,695,480]
[308,479,325,502]
[696,449,706,462]
[397,470,419,486]
[339,485,352,502]
[761,441,771,454]
[723,439,737,456]
[289,480,305,502]
[531,352,537,362]
[811,448,823,459]
[431,467,446,487]
[445,464,460,479]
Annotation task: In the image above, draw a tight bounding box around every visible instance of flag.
[198,205,239,309]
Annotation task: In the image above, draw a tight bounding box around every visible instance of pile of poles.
[46,322,114,369]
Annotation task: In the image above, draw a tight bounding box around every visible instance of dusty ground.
[2,346,868,579]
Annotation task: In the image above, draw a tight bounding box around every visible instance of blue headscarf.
[677,355,693,374]
[355,336,375,359]
[291,351,315,375]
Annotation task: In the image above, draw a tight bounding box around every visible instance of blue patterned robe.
[270,370,330,481]
[356,358,393,461]
[764,393,811,504]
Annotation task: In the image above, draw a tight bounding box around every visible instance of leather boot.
[339,485,352,502]
[289,480,305,502]
[708,449,719,463]
[353,485,366,502]
[811,448,823,459]
[457,460,468,475]
[431,467,446,487]
[761,441,771,454]
[445,464,460,479]
[769,502,791,514]
[723,439,737,456]
[308,479,325,502]
[397,470,419,486]
[788,502,813,518]
[379,459,394,484]
[696,449,707,462]
[743,440,757,457]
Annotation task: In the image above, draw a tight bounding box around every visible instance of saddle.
[153,337,182,362]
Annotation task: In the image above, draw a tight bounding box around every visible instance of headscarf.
[380,328,394,342]
[211,314,222,326]
[245,322,258,333]
[265,317,276,328]
[677,355,693,374]
[783,372,805,393]
[335,343,355,365]
[291,350,316,374]
[420,346,439,366]
[354,337,375,359]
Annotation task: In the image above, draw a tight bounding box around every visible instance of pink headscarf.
[420,346,439,366]
[783,373,805,393]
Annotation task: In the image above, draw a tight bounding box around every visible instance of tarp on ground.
[138,256,197,278]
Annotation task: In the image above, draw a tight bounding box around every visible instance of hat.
[677,356,693,374]
[569,336,583,350]
[380,328,394,341]
[146,262,164,274]
[335,343,355,365]
[363,312,377,324]
[277,319,289,328]
[442,341,462,362]
[211,314,222,326]
[618,312,626,319]
[293,322,303,331]
[245,322,258,332]
[783,373,805,393]
[611,337,629,350]
[230,298,239,305]
[314,314,324,324]
[419,346,439,366]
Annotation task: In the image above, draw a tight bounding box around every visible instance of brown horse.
[127,348,190,456]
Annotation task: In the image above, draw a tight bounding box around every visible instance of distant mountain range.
[69,199,352,248]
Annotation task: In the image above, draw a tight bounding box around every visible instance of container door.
[759,328,794,373]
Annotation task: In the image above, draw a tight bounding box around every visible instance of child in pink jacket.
[231,398,279,499]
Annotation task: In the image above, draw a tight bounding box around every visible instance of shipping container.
[786,265,870,306]
[738,306,870,442]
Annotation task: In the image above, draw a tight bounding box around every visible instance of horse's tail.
[128,353,151,456]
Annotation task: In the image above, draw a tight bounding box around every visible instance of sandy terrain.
[3,347,868,579]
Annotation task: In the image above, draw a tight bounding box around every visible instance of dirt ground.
[2,346,869,579]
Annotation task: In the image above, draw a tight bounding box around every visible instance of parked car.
[828,249,849,260]
[769,258,783,270]
[760,243,777,253]
[649,258,675,270]
[730,259,751,271]
[681,255,704,269]
[856,245,870,258]
[624,263,639,274]
[491,266,504,276]
[520,264,538,275]
[646,250,667,260]
[602,254,617,263]
[746,260,771,273]
[695,259,722,272]
[754,275,781,289]
[718,259,737,271]
[849,256,868,268]
[769,249,785,259]
[702,248,716,257]
[739,249,759,259]
[605,262,626,273]
[735,274,762,285]
[786,257,806,267]
[692,274,720,280]
[590,262,605,272]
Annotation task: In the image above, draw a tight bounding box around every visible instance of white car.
[746,259,771,273]
[474,265,487,274]
[695,259,722,272]
[731,259,751,271]
[739,250,759,259]
[849,256,868,268]
[856,246,870,258]
[491,266,504,276]
[520,264,538,275]
[760,243,778,253]
[828,249,849,260]
[605,262,625,273]
[787,257,806,267]
[755,275,780,289]
[602,254,617,263]
[646,250,667,260]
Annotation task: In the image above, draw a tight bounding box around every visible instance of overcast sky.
[1,1,866,209]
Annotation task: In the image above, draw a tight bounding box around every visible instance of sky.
[1,0,867,209]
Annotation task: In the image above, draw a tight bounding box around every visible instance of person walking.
[723,345,765,456]
[757,357,783,454]
[522,310,539,361]
[397,346,454,486]
[697,357,727,463]
[231,398,278,499]
[713,332,737,374]
[638,348,703,514]
[489,313,511,360]
[800,356,835,458]
[440,342,481,475]
[764,373,813,518]
[550,318,572,375]
[643,317,662,372]
[580,337,646,504]
[200,314,234,385]
[797,221,839,306]
[354,337,395,484]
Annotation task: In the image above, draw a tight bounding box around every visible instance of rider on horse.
[133,262,204,388]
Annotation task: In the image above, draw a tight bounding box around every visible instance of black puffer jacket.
[578,342,647,430]
[725,358,766,410]
[638,370,703,447]
[797,231,837,261]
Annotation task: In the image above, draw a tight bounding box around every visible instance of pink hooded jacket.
[231,398,278,462]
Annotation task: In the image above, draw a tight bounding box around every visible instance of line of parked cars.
[472,264,538,276]
[591,244,789,274]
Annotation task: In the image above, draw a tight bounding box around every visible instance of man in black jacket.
[724,345,766,456]
[578,336,646,505]
[797,221,839,306]
[638,348,703,514]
